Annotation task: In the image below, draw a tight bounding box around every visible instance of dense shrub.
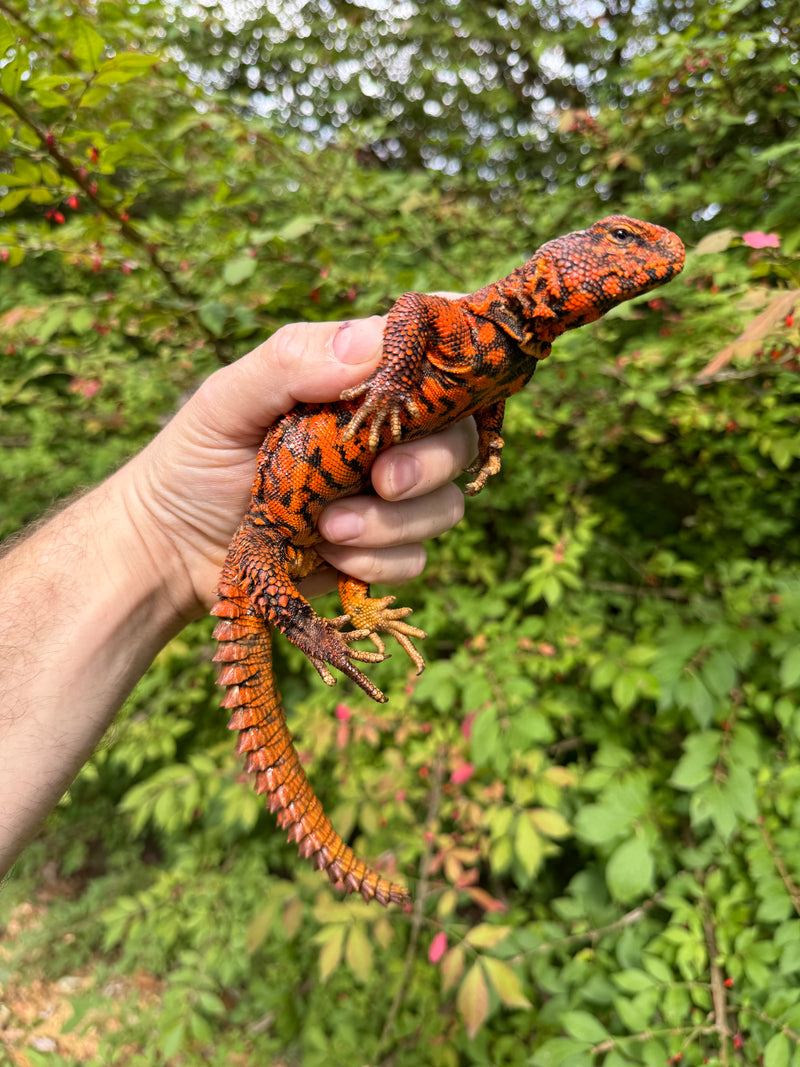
[2,3,800,1065]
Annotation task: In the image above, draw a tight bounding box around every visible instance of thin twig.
[758,816,800,919]
[533,892,664,955]
[702,906,732,1066]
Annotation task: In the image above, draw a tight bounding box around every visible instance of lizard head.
[526,215,686,337]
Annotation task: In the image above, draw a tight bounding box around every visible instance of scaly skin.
[212,215,685,905]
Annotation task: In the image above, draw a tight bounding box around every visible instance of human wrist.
[107,454,206,632]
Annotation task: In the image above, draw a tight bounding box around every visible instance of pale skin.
[0,315,476,878]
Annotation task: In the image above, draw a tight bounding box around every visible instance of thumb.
[194,316,385,446]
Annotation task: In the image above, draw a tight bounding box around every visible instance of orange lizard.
[212,215,685,904]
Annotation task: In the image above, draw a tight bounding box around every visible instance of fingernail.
[331,317,383,364]
[387,454,421,498]
[322,507,365,543]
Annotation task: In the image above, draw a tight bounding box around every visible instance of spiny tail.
[211,573,410,906]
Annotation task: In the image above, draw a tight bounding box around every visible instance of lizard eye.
[610,227,635,243]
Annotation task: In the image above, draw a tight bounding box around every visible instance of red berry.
[724,976,734,988]
[89,145,100,163]
[66,195,79,210]
[0,250,9,262]
[733,1035,743,1050]
[786,313,794,328]
[120,211,130,222]
[53,211,65,225]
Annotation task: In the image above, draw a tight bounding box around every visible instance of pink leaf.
[451,763,475,785]
[742,231,780,249]
[428,930,448,964]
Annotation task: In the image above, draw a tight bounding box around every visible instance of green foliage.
[3,2,800,1065]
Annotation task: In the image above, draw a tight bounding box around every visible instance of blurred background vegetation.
[1,1,800,1064]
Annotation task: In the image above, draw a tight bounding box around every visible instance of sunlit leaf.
[456,963,490,1039]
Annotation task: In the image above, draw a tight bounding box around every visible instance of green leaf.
[345,923,373,983]
[574,802,635,845]
[701,649,737,697]
[69,307,95,334]
[764,1033,790,1067]
[611,669,639,712]
[94,53,159,84]
[245,902,275,954]
[560,1009,609,1043]
[1,51,26,95]
[278,215,321,242]
[73,20,106,70]
[514,811,543,880]
[670,731,720,792]
[529,1038,586,1066]
[464,924,511,949]
[0,14,14,56]
[198,301,227,336]
[606,835,655,903]
[481,957,531,1008]
[223,255,257,286]
[78,85,111,109]
[781,646,800,690]
[158,1022,185,1061]
[0,188,29,212]
[529,807,571,839]
[318,924,345,982]
[613,968,656,993]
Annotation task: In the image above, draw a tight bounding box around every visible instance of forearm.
[0,465,185,876]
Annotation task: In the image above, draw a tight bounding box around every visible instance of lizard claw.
[307,620,389,702]
[340,381,421,450]
[464,431,504,496]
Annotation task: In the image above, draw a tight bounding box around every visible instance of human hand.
[124,316,476,621]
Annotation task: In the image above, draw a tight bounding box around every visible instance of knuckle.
[369,545,426,584]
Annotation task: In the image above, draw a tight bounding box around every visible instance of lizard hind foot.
[337,578,427,676]
[295,614,390,703]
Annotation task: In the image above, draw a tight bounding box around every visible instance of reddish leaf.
[465,886,508,913]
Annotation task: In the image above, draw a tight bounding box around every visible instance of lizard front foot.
[340,378,421,450]
[463,401,507,496]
